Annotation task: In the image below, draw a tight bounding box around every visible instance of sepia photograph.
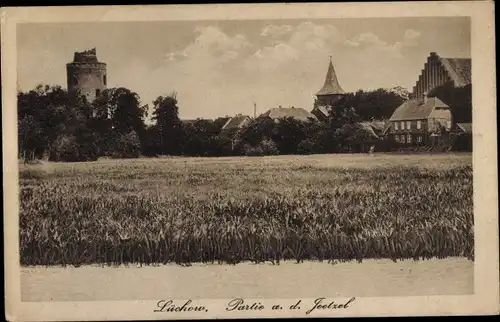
[2,2,498,321]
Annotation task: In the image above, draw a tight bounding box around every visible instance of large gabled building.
[260,106,318,122]
[386,95,453,146]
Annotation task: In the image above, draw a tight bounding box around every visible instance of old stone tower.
[66,48,107,102]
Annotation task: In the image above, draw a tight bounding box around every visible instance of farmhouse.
[260,106,318,122]
[220,114,251,136]
[451,122,473,151]
[411,51,471,99]
[386,93,453,148]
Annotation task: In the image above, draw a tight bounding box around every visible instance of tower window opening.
[72,75,78,86]
[103,74,107,86]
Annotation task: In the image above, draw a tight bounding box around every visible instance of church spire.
[316,56,345,96]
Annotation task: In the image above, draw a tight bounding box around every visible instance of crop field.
[19,153,474,266]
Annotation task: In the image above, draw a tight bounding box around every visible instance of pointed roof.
[316,56,345,96]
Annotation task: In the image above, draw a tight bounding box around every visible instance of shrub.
[112,131,141,159]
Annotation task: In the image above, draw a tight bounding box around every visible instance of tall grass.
[19,154,474,266]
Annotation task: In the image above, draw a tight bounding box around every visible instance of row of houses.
[184,51,473,152]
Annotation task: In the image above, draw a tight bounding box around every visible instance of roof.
[316,58,345,96]
[439,57,471,87]
[261,107,318,122]
[389,97,449,121]
[221,115,251,130]
[181,119,199,124]
[370,120,386,132]
[358,122,380,139]
[456,123,472,133]
[312,105,329,118]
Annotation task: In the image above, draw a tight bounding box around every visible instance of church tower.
[312,56,346,121]
[66,48,107,102]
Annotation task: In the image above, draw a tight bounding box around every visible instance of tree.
[95,87,148,136]
[270,117,308,155]
[152,93,183,155]
[181,119,221,156]
[330,88,404,122]
[112,130,142,159]
[236,116,275,148]
[17,84,92,160]
[141,124,162,157]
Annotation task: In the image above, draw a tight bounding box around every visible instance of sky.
[17,17,470,121]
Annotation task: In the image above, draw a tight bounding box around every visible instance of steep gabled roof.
[358,122,380,139]
[261,107,318,122]
[370,120,386,132]
[221,115,251,131]
[316,57,345,96]
[439,57,471,87]
[456,123,472,133]
[389,97,449,121]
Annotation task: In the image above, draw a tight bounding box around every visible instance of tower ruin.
[66,48,107,102]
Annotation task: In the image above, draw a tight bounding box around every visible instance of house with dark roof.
[450,122,472,151]
[311,105,330,123]
[220,114,251,137]
[359,120,388,138]
[456,122,472,134]
[412,52,471,99]
[260,106,318,122]
[312,56,346,122]
[386,94,453,146]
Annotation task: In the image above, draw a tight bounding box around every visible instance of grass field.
[19,153,474,266]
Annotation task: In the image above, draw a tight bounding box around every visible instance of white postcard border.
[2,2,498,320]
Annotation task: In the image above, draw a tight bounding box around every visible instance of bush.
[243,139,279,156]
[112,131,141,159]
[50,135,81,162]
[243,144,264,156]
[259,138,279,155]
[297,138,318,155]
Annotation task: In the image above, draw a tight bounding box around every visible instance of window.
[401,121,405,130]
[406,121,411,129]
[407,134,412,144]
[394,122,398,130]
[417,135,422,143]
[72,75,78,86]
[417,120,422,129]
[103,74,107,86]
[395,135,399,142]
[96,89,101,97]
[401,135,406,143]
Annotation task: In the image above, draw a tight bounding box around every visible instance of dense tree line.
[428,83,472,124]
[18,84,470,162]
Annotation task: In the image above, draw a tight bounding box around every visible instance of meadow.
[19,153,474,267]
